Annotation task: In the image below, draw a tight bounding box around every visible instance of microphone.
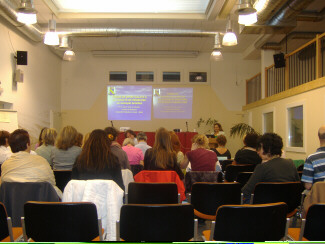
[111,120,114,127]
[186,121,188,132]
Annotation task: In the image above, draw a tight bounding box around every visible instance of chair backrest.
[0,202,10,241]
[224,164,256,182]
[220,160,233,172]
[236,172,253,186]
[121,169,134,193]
[303,204,325,241]
[252,182,304,214]
[190,182,242,218]
[212,202,288,242]
[53,170,72,192]
[185,171,223,193]
[118,204,196,241]
[130,164,144,177]
[0,182,60,227]
[23,201,101,242]
[127,182,178,204]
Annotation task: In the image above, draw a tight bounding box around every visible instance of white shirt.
[0,146,12,164]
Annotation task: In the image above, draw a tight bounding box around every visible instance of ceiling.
[14,0,325,59]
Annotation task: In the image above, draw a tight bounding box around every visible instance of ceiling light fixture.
[235,0,257,25]
[17,0,37,25]
[238,12,257,25]
[63,50,76,61]
[222,19,237,46]
[44,17,59,46]
[60,37,76,61]
[211,33,223,61]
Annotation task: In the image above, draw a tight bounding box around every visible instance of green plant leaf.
[230,123,258,138]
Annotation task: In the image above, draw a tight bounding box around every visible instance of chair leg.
[6,217,14,242]
[98,219,103,241]
[21,217,28,242]
[116,220,120,241]
[240,193,243,204]
[249,194,254,204]
[283,218,290,240]
[194,219,198,241]
[178,193,181,203]
[298,219,306,241]
[209,221,215,241]
[125,193,128,204]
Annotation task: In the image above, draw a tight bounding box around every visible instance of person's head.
[153,127,175,169]
[318,125,325,146]
[137,132,147,142]
[55,126,78,150]
[193,134,209,149]
[216,135,227,147]
[41,128,57,146]
[124,130,136,139]
[0,130,10,147]
[75,129,119,172]
[243,132,259,148]
[82,132,90,148]
[104,127,119,142]
[123,138,135,146]
[169,131,181,153]
[75,132,83,147]
[257,133,283,160]
[8,129,30,153]
[38,127,48,146]
[214,123,223,133]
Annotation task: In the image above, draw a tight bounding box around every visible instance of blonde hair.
[42,128,57,146]
[56,126,78,150]
[194,134,209,148]
[123,138,135,146]
[82,132,90,148]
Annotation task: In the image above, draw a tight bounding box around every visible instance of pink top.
[122,145,144,165]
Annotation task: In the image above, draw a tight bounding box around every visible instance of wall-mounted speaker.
[273,53,285,68]
[17,51,28,65]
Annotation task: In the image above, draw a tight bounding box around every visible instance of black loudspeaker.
[273,53,285,68]
[17,51,28,65]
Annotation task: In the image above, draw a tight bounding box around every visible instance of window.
[189,72,207,82]
[109,71,127,82]
[287,103,304,151]
[163,72,181,82]
[263,111,274,133]
[136,71,154,82]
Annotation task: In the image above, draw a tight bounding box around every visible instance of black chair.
[288,204,325,241]
[0,182,60,227]
[236,172,253,187]
[203,202,289,241]
[117,203,198,241]
[251,182,304,217]
[22,201,103,242]
[130,164,144,177]
[220,160,233,172]
[53,170,72,192]
[297,164,304,171]
[126,182,179,204]
[224,164,256,182]
[0,202,14,242]
[189,182,242,220]
[185,171,223,193]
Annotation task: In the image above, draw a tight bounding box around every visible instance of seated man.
[301,125,325,190]
[135,131,151,156]
[1,129,62,198]
[241,133,300,203]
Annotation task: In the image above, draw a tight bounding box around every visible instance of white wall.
[0,19,61,144]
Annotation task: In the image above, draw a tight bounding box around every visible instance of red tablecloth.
[117,131,197,154]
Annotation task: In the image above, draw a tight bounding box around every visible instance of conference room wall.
[0,19,61,144]
[244,78,325,160]
[60,52,260,154]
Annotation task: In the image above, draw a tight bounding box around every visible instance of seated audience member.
[122,138,144,166]
[35,128,57,166]
[135,131,151,156]
[1,129,62,198]
[234,132,262,165]
[242,133,300,203]
[35,127,48,149]
[52,126,82,170]
[301,125,325,190]
[214,123,225,138]
[72,129,124,190]
[124,129,138,145]
[144,127,184,180]
[82,132,90,148]
[212,135,231,159]
[169,131,184,165]
[0,130,12,165]
[75,132,83,147]
[104,127,130,170]
[181,134,218,171]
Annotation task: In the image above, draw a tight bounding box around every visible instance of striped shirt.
[301,147,325,184]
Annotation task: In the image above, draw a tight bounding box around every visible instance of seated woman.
[52,126,82,170]
[214,123,225,138]
[72,129,124,191]
[35,128,57,166]
[169,131,185,174]
[124,129,138,145]
[122,138,144,166]
[144,127,184,180]
[212,135,231,159]
[234,132,261,165]
[242,133,300,202]
[0,130,12,165]
[181,134,218,171]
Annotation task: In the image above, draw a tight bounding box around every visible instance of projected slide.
[153,87,193,119]
[107,86,152,120]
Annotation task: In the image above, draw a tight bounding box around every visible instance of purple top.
[186,148,217,171]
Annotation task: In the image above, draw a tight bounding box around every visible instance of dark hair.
[104,127,119,141]
[257,133,283,157]
[137,132,147,141]
[9,129,30,153]
[38,127,48,146]
[216,135,227,146]
[319,129,325,140]
[124,129,136,138]
[214,123,223,131]
[244,132,259,148]
[75,129,120,172]
[0,130,10,146]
